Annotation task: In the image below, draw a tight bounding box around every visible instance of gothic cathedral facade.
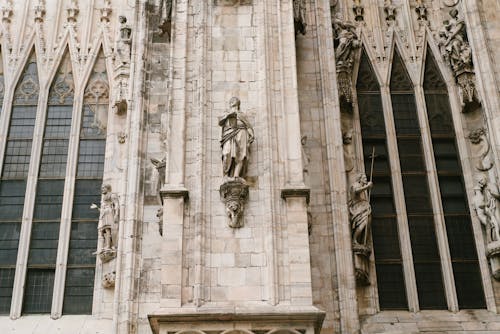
[1,0,500,333]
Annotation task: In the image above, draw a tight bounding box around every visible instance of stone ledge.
[160,186,189,201]
[148,306,325,334]
[281,185,310,204]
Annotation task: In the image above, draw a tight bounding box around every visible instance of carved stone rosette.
[219,180,249,228]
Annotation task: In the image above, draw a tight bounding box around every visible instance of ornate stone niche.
[437,8,480,112]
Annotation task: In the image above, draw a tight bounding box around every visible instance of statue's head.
[101,183,112,194]
[357,173,367,183]
[449,8,459,19]
[476,174,487,188]
[229,97,240,110]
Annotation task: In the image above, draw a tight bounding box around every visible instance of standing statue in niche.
[349,173,373,285]
[332,13,360,111]
[473,175,500,243]
[293,0,307,36]
[115,16,132,66]
[349,173,373,246]
[219,97,253,228]
[92,184,120,262]
[219,97,254,180]
[113,15,132,115]
[474,174,500,280]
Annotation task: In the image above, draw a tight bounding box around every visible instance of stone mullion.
[379,85,419,312]
[50,86,85,319]
[314,0,360,332]
[413,84,459,312]
[0,78,16,179]
[10,84,50,319]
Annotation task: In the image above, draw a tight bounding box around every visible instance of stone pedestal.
[219,179,249,228]
[352,243,371,286]
[486,241,500,280]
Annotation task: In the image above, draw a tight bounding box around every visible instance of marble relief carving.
[438,9,480,112]
[294,0,307,36]
[332,14,360,112]
[102,271,116,288]
[113,16,132,115]
[349,173,373,285]
[92,184,120,262]
[469,128,500,280]
[219,97,254,228]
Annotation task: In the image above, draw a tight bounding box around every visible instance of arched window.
[0,52,39,314]
[63,49,108,314]
[23,52,74,313]
[357,48,486,311]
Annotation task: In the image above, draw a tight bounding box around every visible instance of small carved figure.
[468,128,493,172]
[474,175,500,244]
[301,135,310,174]
[102,271,116,288]
[332,14,360,68]
[219,97,254,180]
[293,0,307,36]
[158,0,173,41]
[342,130,354,173]
[115,16,132,67]
[156,207,163,236]
[349,173,373,246]
[384,0,396,23]
[443,9,470,72]
[219,180,249,228]
[92,184,120,253]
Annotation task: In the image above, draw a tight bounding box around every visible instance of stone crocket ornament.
[219,97,254,228]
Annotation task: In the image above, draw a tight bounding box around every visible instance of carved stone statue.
[332,14,360,68]
[349,173,373,246]
[115,16,132,67]
[342,130,354,173]
[219,97,254,180]
[474,174,500,280]
[332,13,360,110]
[349,173,373,285]
[438,9,479,111]
[92,184,120,262]
[219,97,253,228]
[102,271,116,288]
[468,128,494,172]
[293,0,307,36]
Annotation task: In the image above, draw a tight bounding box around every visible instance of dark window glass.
[0,269,15,314]
[23,269,54,313]
[63,50,108,315]
[0,180,27,221]
[63,268,95,314]
[357,50,407,309]
[0,52,39,313]
[0,223,21,265]
[67,222,98,265]
[33,180,64,220]
[27,222,60,265]
[391,51,446,309]
[424,51,485,309]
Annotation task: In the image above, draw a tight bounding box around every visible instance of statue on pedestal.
[92,184,120,262]
[219,97,254,228]
[349,173,373,285]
